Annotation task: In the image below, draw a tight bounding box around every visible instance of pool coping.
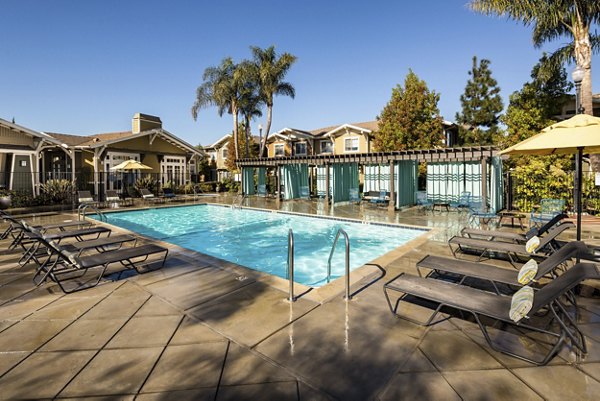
[90,202,435,303]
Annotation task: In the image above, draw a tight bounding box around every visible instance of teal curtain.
[257,167,266,196]
[490,157,504,212]
[332,163,359,203]
[395,161,418,207]
[242,167,255,195]
[316,165,331,197]
[282,164,309,199]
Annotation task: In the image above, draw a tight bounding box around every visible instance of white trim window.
[221,148,228,160]
[344,137,359,153]
[274,144,285,157]
[161,155,186,186]
[295,142,307,156]
[320,141,333,154]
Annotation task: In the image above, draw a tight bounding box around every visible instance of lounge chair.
[461,213,569,243]
[78,190,103,208]
[0,210,93,240]
[416,241,589,293]
[33,234,168,293]
[162,188,178,201]
[383,262,599,365]
[105,190,133,207]
[448,222,574,266]
[139,188,164,204]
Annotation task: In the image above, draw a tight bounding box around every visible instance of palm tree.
[191,57,244,159]
[469,0,600,114]
[237,61,264,158]
[250,46,297,156]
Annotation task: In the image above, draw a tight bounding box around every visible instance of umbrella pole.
[575,147,583,242]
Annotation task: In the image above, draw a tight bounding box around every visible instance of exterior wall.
[333,132,369,154]
[215,144,228,170]
[556,98,600,119]
[268,140,291,157]
[0,126,35,147]
[106,135,184,155]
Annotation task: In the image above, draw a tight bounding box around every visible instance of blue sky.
[1,0,598,146]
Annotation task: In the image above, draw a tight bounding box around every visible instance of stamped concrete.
[0,204,598,400]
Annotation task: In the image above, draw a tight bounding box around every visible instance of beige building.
[0,113,203,197]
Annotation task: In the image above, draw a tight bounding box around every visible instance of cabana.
[236,146,501,211]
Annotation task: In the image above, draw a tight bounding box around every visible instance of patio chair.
[530,198,566,228]
[416,240,589,293]
[416,191,433,212]
[467,202,499,228]
[349,188,360,204]
[448,222,574,266]
[450,191,471,212]
[105,190,133,207]
[257,184,267,197]
[461,213,569,243]
[299,186,310,199]
[383,262,599,365]
[33,234,168,293]
[370,190,388,206]
[0,210,93,241]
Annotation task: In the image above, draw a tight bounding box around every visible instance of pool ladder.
[231,194,246,209]
[286,227,352,302]
[77,204,107,222]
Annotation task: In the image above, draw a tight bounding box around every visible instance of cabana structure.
[237,146,502,212]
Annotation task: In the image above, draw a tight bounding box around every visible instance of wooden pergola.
[236,146,500,210]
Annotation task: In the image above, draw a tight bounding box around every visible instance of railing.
[286,228,295,302]
[327,228,351,300]
[77,203,107,222]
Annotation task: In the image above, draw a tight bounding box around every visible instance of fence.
[0,171,202,203]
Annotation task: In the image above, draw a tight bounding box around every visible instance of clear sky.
[2,0,598,147]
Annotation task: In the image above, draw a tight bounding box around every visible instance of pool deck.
[0,194,599,400]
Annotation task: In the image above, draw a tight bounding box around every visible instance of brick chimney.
[132,113,162,134]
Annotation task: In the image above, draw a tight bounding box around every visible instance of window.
[320,141,333,154]
[160,155,186,186]
[344,137,359,152]
[274,144,285,157]
[295,142,307,155]
[222,148,228,159]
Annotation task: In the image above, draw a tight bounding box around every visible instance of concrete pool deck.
[0,195,599,400]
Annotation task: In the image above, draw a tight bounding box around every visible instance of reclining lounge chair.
[460,213,569,243]
[383,262,600,365]
[34,235,168,293]
[416,241,590,293]
[448,222,574,266]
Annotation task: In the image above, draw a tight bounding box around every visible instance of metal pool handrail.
[78,204,106,222]
[287,228,295,302]
[327,228,351,300]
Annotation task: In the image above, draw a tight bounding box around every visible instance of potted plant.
[0,193,11,210]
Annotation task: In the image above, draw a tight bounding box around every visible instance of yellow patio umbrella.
[499,114,600,240]
[109,159,152,171]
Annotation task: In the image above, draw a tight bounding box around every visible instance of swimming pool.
[99,205,427,286]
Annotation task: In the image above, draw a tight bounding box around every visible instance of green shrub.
[39,179,73,204]
[134,175,158,195]
[199,182,214,193]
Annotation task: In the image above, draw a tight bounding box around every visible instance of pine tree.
[455,56,503,145]
[373,70,444,151]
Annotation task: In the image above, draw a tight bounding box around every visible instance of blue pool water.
[99,205,426,286]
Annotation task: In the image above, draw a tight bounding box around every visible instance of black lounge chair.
[34,235,168,293]
[78,190,103,208]
[105,190,133,207]
[416,241,589,293]
[448,222,574,266]
[384,262,600,365]
[0,210,93,241]
[460,213,569,243]
[161,187,178,201]
[140,188,165,204]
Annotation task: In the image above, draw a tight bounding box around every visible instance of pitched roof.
[0,118,63,146]
[309,121,379,136]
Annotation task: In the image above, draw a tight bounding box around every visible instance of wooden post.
[388,160,395,212]
[325,163,330,208]
[481,157,488,210]
[276,165,281,207]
